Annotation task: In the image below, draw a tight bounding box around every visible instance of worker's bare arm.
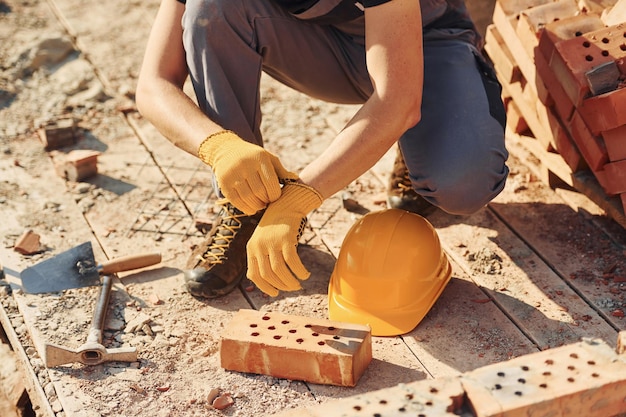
[299,0,423,199]
[136,0,222,155]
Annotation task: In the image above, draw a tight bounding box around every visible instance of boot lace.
[196,200,307,268]
[391,150,415,197]
[197,201,245,266]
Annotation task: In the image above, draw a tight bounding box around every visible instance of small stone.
[125,313,151,333]
[206,388,220,404]
[51,399,63,413]
[44,382,56,398]
[106,318,126,331]
[148,293,163,305]
[141,323,154,337]
[212,393,234,410]
[150,325,164,334]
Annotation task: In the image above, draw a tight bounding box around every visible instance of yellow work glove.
[246,181,323,296]
[198,130,298,215]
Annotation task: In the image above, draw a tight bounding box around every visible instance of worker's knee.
[422,165,509,216]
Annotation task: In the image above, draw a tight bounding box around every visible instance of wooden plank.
[487,25,555,149]
[491,141,626,331]
[508,130,575,187]
[428,200,618,350]
[505,95,531,134]
[0,301,55,417]
[508,131,626,229]
[492,0,545,97]
[485,24,523,85]
[486,21,597,166]
[572,171,626,229]
[402,262,538,376]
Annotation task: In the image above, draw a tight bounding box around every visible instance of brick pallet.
[485,0,626,228]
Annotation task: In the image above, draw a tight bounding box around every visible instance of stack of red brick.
[484,0,626,214]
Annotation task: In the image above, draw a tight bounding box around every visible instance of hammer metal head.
[45,342,138,367]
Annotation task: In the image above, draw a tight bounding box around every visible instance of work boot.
[184,201,262,299]
[387,148,437,216]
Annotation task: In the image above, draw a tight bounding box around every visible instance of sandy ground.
[1,0,625,416]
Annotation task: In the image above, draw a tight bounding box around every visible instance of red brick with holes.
[220,309,372,387]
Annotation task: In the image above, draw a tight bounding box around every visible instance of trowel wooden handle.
[99,253,162,274]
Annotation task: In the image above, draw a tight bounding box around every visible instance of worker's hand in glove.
[246,180,323,296]
[198,130,298,215]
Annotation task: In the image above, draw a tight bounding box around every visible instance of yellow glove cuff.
[275,180,323,215]
[197,130,239,166]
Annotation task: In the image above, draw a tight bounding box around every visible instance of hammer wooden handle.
[99,253,162,274]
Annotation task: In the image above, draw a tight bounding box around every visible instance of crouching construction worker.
[136,0,510,299]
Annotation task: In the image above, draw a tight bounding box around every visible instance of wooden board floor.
[1,0,625,415]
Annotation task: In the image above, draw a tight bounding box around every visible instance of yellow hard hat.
[328,209,452,336]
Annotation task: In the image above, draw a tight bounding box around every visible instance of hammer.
[45,275,138,367]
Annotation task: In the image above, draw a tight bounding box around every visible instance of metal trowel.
[20,241,161,294]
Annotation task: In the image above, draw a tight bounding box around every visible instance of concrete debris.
[125,313,152,334]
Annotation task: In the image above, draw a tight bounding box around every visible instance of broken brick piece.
[63,150,100,182]
[462,337,626,417]
[220,309,372,387]
[212,393,234,410]
[37,119,76,151]
[14,230,41,255]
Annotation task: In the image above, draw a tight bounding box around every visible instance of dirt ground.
[1,0,625,416]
